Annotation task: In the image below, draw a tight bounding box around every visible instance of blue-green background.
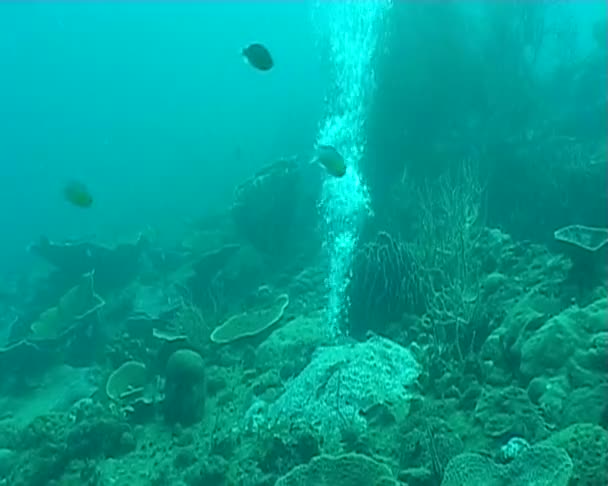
[0,2,325,275]
[0,1,605,276]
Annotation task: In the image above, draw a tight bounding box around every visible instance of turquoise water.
[0,2,606,485]
[0,2,325,274]
[0,1,604,278]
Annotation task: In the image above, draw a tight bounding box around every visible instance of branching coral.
[412,158,485,362]
[348,231,425,338]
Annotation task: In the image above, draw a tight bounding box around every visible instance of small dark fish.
[63,180,93,208]
[315,145,347,178]
[242,43,274,71]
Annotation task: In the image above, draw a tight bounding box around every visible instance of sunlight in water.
[311,0,392,337]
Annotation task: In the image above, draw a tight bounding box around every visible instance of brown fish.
[315,145,347,178]
[63,180,93,208]
[242,43,274,71]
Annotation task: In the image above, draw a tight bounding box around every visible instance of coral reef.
[29,272,105,342]
[553,224,608,292]
[275,453,397,486]
[163,349,206,425]
[2,137,606,486]
[5,403,134,486]
[1,215,603,486]
[105,361,147,402]
[441,444,573,486]
[257,336,420,449]
[26,233,148,314]
[210,293,289,344]
[231,157,321,268]
[541,423,608,486]
[348,231,424,338]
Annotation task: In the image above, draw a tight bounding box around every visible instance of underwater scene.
[0,2,606,485]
